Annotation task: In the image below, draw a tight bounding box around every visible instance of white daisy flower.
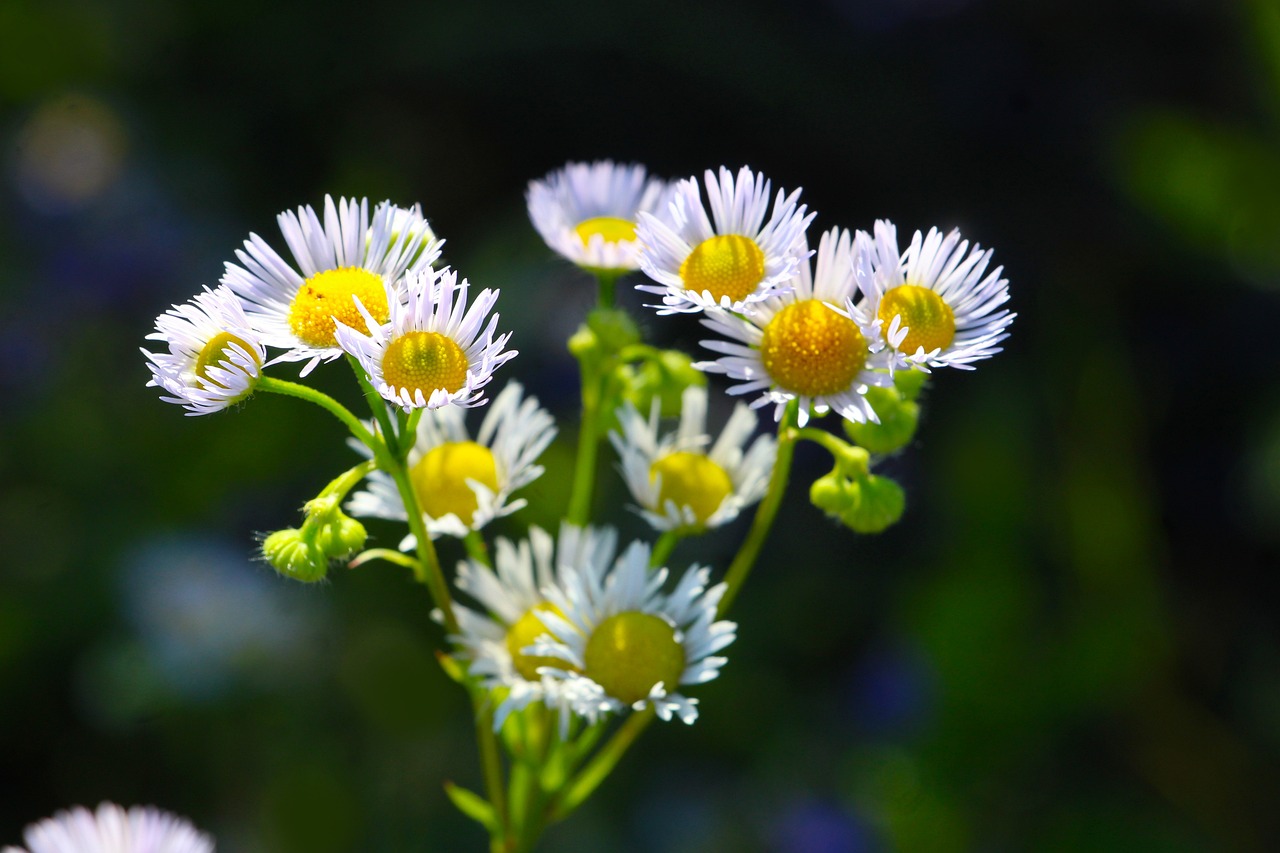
[335,265,515,411]
[635,165,814,314]
[697,227,903,427]
[3,802,213,853]
[527,160,671,273]
[142,285,265,415]
[221,195,441,376]
[533,538,736,725]
[855,219,1013,370]
[610,385,776,532]
[452,524,618,731]
[346,381,556,542]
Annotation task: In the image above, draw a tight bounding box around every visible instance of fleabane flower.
[533,539,736,725]
[142,285,265,415]
[3,802,213,853]
[347,381,555,542]
[856,219,1013,370]
[610,385,776,532]
[698,227,902,427]
[452,524,618,730]
[527,160,671,273]
[636,165,814,314]
[335,265,515,411]
[221,195,441,375]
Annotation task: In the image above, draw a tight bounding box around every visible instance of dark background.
[2,0,1278,850]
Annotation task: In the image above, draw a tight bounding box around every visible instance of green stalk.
[596,271,618,309]
[257,377,380,457]
[471,695,508,851]
[548,707,656,823]
[649,530,683,569]
[349,356,400,457]
[716,399,799,618]
[465,530,492,568]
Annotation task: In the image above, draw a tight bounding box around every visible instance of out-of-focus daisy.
[142,285,265,415]
[534,539,736,725]
[527,161,671,273]
[3,802,213,853]
[452,524,617,730]
[347,381,555,542]
[856,219,1013,370]
[610,385,776,532]
[335,265,515,411]
[221,195,441,375]
[636,166,813,314]
[698,227,902,427]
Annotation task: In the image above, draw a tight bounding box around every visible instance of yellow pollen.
[877,285,956,355]
[381,331,469,401]
[506,604,576,681]
[679,234,765,303]
[649,451,733,526]
[584,612,685,706]
[288,267,388,348]
[574,216,637,245]
[410,440,499,524]
[759,300,868,396]
[194,331,259,389]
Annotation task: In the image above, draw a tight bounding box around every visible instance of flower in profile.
[534,539,736,725]
[142,285,265,415]
[452,524,617,730]
[3,802,213,853]
[335,265,515,411]
[610,385,776,532]
[347,381,555,542]
[636,166,814,314]
[855,219,1013,370]
[221,195,441,375]
[527,160,671,273]
[698,227,902,427]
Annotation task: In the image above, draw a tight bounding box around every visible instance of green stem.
[319,458,377,500]
[596,271,618,309]
[464,530,492,567]
[349,356,400,457]
[716,399,799,619]
[257,377,379,455]
[471,694,507,850]
[650,530,682,569]
[566,369,603,526]
[347,548,421,572]
[549,707,656,823]
[794,427,869,477]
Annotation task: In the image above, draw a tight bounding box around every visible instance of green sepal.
[844,386,919,454]
[443,781,499,833]
[839,474,906,534]
[262,528,328,582]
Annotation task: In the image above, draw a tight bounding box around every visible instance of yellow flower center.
[584,612,685,706]
[574,216,637,245]
[649,451,733,526]
[381,331,469,400]
[506,604,576,681]
[877,285,956,355]
[679,234,765,303]
[193,331,259,389]
[287,267,388,348]
[759,299,868,396]
[410,440,499,524]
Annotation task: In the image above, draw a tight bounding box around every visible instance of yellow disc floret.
[288,267,388,348]
[506,604,576,681]
[584,612,685,706]
[759,300,868,396]
[410,440,499,525]
[649,451,733,526]
[574,216,637,245]
[877,285,956,355]
[679,234,765,303]
[381,331,469,401]
[194,331,259,389]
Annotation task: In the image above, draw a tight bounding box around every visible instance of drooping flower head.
[527,161,671,273]
[636,166,814,314]
[142,285,265,415]
[336,265,515,411]
[221,195,441,375]
[3,802,213,853]
[698,227,902,427]
[533,538,736,725]
[452,524,617,730]
[855,220,1013,370]
[610,385,776,532]
[347,381,555,542]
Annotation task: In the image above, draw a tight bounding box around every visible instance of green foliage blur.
[1,0,1278,850]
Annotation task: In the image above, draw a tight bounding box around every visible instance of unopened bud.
[845,387,919,454]
[263,528,328,582]
[839,475,906,534]
[315,513,368,559]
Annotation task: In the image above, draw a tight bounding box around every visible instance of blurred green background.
[2,0,1278,850]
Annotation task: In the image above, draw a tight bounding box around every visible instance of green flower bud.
[587,307,640,352]
[263,528,328,582]
[810,472,853,515]
[893,367,929,402]
[621,349,706,418]
[844,386,919,454]
[314,513,368,559]
[839,474,906,534]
